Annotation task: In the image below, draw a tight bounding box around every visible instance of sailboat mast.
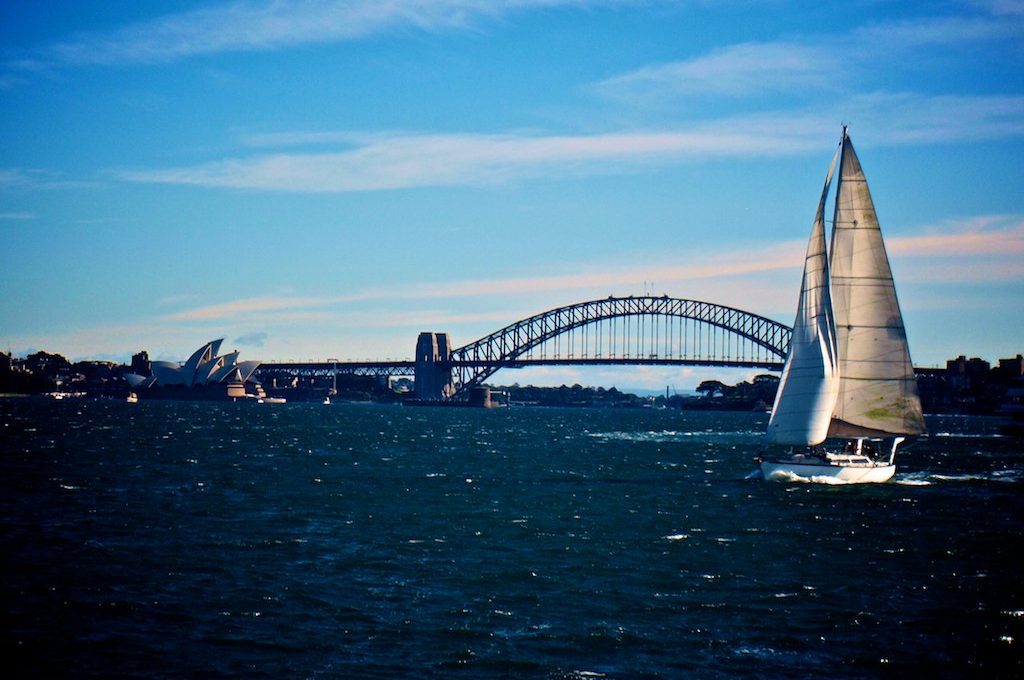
[831,126,849,233]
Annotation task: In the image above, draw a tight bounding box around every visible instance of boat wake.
[753,468,1024,486]
[894,469,1024,486]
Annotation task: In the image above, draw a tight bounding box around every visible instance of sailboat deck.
[771,452,883,468]
[822,453,881,467]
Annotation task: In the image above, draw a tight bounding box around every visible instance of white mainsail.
[765,148,841,445]
[827,132,925,437]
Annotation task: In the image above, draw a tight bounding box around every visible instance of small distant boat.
[259,396,287,404]
[126,392,138,403]
[323,396,331,405]
[758,128,925,483]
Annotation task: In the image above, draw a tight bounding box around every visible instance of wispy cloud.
[0,168,96,191]
[968,0,1024,16]
[594,9,1024,103]
[594,42,835,100]
[163,295,333,321]
[380,239,806,301]
[156,236,805,324]
[0,211,37,220]
[899,259,1024,285]
[4,0,636,81]
[853,12,1024,47]
[234,331,268,347]
[328,308,535,330]
[887,215,1024,286]
[118,93,1024,193]
[117,128,814,192]
[157,213,1023,330]
[888,215,1024,257]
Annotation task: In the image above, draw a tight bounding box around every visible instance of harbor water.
[2,400,1022,677]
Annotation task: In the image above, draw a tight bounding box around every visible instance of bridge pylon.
[414,332,455,401]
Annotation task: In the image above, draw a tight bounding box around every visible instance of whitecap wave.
[587,430,761,443]
[931,432,1004,439]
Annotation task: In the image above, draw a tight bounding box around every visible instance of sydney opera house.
[124,339,264,400]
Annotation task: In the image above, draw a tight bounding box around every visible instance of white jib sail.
[766,148,840,446]
[828,133,926,437]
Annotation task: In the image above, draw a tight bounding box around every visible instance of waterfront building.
[999,354,1024,377]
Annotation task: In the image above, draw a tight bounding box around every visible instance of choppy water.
[2,400,1022,678]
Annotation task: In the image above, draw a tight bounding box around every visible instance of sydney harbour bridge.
[255,295,793,401]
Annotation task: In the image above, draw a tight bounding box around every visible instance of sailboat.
[758,127,926,483]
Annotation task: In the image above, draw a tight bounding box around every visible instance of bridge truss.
[448,296,791,398]
[254,296,793,400]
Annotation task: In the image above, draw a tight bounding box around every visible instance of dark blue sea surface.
[2,400,1022,678]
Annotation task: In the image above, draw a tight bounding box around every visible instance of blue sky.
[2,0,1022,389]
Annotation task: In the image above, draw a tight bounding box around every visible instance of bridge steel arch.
[448,295,792,399]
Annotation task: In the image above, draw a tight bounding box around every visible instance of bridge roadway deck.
[255,360,945,377]
[256,357,785,378]
[255,361,415,377]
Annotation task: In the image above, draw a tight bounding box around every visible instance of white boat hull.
[761,460,895,484]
